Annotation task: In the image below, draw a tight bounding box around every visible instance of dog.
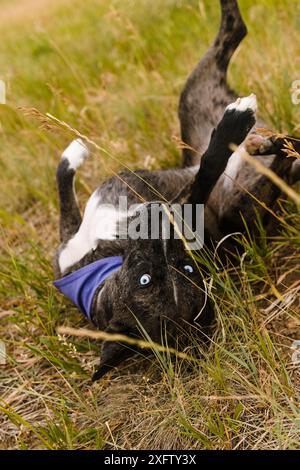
[53,0,300,381]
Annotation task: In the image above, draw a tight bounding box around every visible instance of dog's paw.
[220,94,257,147]
[226,93,257,114]
[244,133,273,155]
[62,138,90,170]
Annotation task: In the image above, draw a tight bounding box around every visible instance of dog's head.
[88,202,214,380]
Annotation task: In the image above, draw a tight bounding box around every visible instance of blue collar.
[53,256,123,319]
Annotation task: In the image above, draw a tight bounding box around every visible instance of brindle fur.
[54,0,299,381]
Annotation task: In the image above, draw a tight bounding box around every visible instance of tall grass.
[0,0,299,449]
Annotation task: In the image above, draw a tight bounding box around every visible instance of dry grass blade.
[282,140,300,159]
[255,127,294,141]
[57,326,198,363]
[172,135,198,153]
[17,107,173,204]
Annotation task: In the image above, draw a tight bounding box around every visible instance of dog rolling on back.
[54,0,300,381]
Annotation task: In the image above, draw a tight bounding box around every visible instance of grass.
[0,0,300,450]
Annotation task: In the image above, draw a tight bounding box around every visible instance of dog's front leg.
[245,133,300,185]
[187,94,257,206]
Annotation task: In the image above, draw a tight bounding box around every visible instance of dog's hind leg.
[179,0,247,167]
[56,139,89,243]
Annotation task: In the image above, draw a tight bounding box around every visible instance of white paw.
[226,93,257,113]
[62,138,90,170]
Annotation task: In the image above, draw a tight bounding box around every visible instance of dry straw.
[57,326,198,363]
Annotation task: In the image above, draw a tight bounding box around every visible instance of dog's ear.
[91,332,138,382]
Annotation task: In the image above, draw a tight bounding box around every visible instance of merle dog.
[54,0,300,380]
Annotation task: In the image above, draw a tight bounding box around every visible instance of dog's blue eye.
[139,274,151,286]
[184,264,194,274]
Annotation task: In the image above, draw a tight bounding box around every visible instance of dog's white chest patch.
[223,146,244,190]
[58,192,123,273]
